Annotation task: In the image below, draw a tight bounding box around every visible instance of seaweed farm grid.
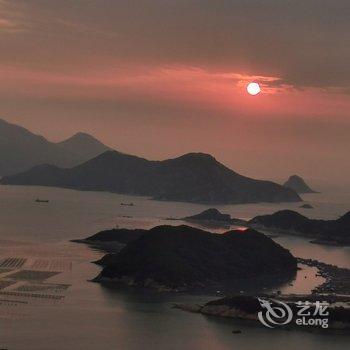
[0,256,72,317]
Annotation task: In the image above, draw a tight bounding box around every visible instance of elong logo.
[258,298,329,329]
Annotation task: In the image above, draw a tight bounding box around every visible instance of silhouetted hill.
[0,118,110,176]
[184,208,247,226]
[283,175,316,193]
[1,150,301,204]
[57,132,110,160]
[0,118,75,176]
[186,208,231,221]
[250,210,350,245]
[95,225,297,291]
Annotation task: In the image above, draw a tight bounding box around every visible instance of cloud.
[0,1,349,92]
[0,0,28,32]
[0,1,348,184]
[0,63,290,106]
[0,62,348,125]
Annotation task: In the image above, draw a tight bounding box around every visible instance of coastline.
[173,294,350,334]
[298,258,350,295]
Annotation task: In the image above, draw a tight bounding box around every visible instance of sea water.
[0,184,349,349]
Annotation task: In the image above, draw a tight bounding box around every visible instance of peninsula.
[250,210,350,245]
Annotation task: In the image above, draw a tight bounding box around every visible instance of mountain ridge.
[0,118,110,176]
[1,149,301,204]
[250,210,350,245]
[57,132,110,158]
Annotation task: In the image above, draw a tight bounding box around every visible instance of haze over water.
[0,184,349,349]
[0,1,349,348]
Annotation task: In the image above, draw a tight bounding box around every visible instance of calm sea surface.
[0,184,349,349]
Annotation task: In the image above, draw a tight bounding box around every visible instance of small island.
[183,208,247,227]
[92,225,297,292]
[283,175,317,194]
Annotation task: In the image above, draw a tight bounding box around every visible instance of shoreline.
[251,224,350,247]
[297,258,350,295]
[173,294,350,334]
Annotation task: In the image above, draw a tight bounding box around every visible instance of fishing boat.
[35,199,49,203]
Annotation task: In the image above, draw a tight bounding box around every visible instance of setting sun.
[247,82,261,95]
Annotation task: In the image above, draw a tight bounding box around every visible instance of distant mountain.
[283,175,316,193]
[250,210,350,245]
[94,225,297,291]
[57,132,110,160]
[1,150,301,204]
[185,208,232,222]
[0,118,110,176]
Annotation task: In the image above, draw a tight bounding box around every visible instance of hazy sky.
[0,0,349,184]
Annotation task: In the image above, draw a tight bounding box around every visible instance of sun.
[246,82,261,96]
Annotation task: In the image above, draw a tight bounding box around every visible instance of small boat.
[120,202,134,206]
[35,199,49,203]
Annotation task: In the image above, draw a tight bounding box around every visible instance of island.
[92,225,297,292]
[174,294,350,333]
[1,151,301,205]
[183,208,247,227]
[250,210,350,245]
[283,175,317,193]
